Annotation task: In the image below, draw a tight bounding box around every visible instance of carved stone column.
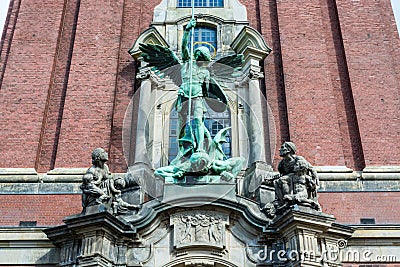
[125,67,164,200]
[247,64,267,163]
[231,26,271,165]
[134,67,153,166]
[269,209,354,267]
[44,212,135,267]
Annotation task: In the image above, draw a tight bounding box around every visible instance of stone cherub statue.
[80,148,139,215]
[139,18,245,182]
[262,142,321,217]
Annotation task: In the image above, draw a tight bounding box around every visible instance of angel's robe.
[178,61,210,99]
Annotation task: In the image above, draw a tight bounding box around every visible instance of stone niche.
[45,184,354,267]
[127,21,273,202]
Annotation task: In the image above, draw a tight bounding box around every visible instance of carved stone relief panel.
[171,210,229,249]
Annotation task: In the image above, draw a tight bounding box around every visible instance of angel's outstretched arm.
[182,18,196,62]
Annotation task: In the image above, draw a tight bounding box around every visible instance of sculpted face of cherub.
[82,173,94,184]
[293,159,308,173]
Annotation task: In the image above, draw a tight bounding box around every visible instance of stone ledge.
[314,166,353,173]
[41,168,87,182]
[0,183,82,194]
[3,179,398,194]
[0,168,39,182]
[346,226,400,262]
[0,227,50,242]
[0,227,58,265]
[363,166,400,173]
[319,180,400,192]
[0,166,399,194]
[350,225,400,238]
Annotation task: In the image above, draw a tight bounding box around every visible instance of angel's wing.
[204,54,243,112]
[208,54,244,82]
[139,43,182,86]
[205,79,228,112]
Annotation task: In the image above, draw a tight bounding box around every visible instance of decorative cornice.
[230,26,271,64]
[128,27,169,61]
[0,167,399,194]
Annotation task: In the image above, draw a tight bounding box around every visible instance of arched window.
[177,0,223,8]
[168,103,231,162]
[189,26,217,56]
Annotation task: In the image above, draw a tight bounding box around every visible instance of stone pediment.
[231,26,271,64]
[128,27,169,60]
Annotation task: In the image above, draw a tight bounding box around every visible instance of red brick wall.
[239,0,399,169]
[272,0,346,166]
[0,195,81,227]
[109,0,159,173]
[0,0,67,168]
[53,0,125,168]
[0,0,21,87]
[245,0,291,165]
[0,0,399,171]
[35,0,81,173]
[318,0,365,170]
[319,192,400,224]
[0,192,399,227]
[335,0,400,166]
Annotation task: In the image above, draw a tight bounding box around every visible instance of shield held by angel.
[139,18,243,166]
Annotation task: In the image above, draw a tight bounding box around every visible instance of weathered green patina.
[139,18,245,183]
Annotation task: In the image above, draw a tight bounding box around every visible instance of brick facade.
[1,0,399,171]
[319,192,400,224]
[0,1,399,266]
[1,192,399,227]
[0,195,81,227]
[0,0,399,228]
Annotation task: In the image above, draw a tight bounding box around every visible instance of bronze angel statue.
[139,18,245,182]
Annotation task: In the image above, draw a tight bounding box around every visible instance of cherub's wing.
[208,54,244,82]
[139,43,182,86]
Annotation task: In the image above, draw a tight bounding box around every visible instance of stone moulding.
[0,227,59,265]
[161,255,240,267]
[230,26,271,63]
[0,168,39,182]
[128,27,169,60]
[1,168,400,194]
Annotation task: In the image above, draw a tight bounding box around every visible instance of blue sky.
[0,0,399,39]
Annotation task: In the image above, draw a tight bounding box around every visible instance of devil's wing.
[139,43,182,86]
[209,127,231,161]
